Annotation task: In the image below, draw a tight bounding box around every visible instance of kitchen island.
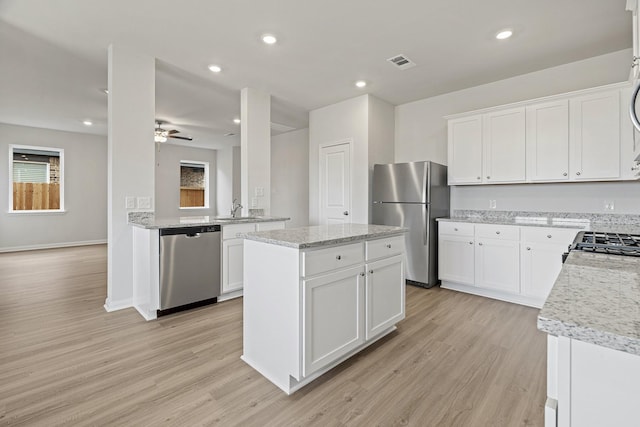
[241,223,407,394]
[538,250,640,427]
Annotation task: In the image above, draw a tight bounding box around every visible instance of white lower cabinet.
[221,221,285,296]
[439,221,579,308]
[365,255,404,339]
[242,234,406,394]
[475,238,520,293]
[302,265,365,377]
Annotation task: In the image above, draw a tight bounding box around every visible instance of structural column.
[240,88,271,215]
[105,44,155,310]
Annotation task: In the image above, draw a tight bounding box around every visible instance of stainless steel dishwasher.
[159,225,221,316]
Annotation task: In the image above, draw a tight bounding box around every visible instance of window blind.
[13,161,48,183]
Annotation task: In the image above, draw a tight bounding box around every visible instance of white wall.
[367,96,395,219]
[0,123,107,251]
[272,128,309,227]
[155,143,217,218]
[395,48,640,213]
[309,95,369,224]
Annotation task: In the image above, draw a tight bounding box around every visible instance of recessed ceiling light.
[233,118,241,124]
[496,29,513,40]
[83,120,93,126]
[355,80,367,88]
[208,64,222,73]
[262,34,277,44]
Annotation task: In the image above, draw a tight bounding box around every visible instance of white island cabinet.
[241,224,406,394]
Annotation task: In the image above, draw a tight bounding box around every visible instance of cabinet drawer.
[302,242,364,277]
[475,224,519,241]
[522,227,579,245]
[439,221,474,237]
[222,223,256,240]
[366,235,404,261]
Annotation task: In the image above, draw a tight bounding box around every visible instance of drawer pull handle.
[547,235,552,239]
[369,269,374,274]
[576,172,581,176]
[477,176,481,180]
[469,241,473,245]
[360,272,365,277]
[478,242,483,246]
[454,228,458,231]
[386,244,392,248]
[336,255,342,260]
[486,176,491,179]
[495,231,500,234]
[563,172,568,176]
[526,247,531,251]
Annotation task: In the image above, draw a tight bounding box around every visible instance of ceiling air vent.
[387,54,416,70]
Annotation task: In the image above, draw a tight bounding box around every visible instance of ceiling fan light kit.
[154,121,193,142]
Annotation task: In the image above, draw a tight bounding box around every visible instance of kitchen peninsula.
[241,224,407,394]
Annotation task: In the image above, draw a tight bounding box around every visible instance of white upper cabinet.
[569,90,620,180]
[448,115,483,184]
[526,100,569,181]
[446,83,632,185]
[482,107,526,183]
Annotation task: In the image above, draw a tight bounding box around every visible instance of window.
[9,145,64,212]
[179,161,208,209]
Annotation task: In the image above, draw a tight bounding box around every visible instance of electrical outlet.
[125,197,135,209]
[604,200,615,211]
[489,199,497,209]
[251,197,258,208]
[137,196,151,209]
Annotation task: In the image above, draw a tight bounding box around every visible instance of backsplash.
[452,210,640,226]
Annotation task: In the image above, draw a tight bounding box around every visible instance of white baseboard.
[104,297,133,312]
[441,281,543,309]
[0,239,107,253]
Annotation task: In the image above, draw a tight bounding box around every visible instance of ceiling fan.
[154,121,193,142]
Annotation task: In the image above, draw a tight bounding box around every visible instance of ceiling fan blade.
[169,135,193,141]
[167,129,179,135]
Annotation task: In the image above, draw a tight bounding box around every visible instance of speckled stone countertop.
[438,210,640,233]
[128,211,289,229]
[242,223,407,249]
[538,251,640,356]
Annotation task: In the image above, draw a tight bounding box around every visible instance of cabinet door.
[222,238,244,293]
[302,265,365,377]
[520,242,565,301]
[526,100,569,181]
[448,115,483,184]
[483,107,526,183]
[569,90,620,180]
[438,234,475,285]
[475,239,520,293]
[365,255,405,340]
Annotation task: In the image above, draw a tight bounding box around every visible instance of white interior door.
[319,141,351,225]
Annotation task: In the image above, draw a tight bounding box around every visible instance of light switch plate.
[125,197,135,209]
[137,196,151,209]
[251,197,258,208]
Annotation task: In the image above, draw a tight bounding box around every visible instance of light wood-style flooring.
[0,245,546,426]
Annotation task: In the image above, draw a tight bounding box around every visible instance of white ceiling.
[0,0,632,149]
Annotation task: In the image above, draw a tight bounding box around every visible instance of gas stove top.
[570,231,640,257]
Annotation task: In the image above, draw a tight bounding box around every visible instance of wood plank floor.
[0,245,547,426]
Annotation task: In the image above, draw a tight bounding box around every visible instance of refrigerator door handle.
[424,161,430,204]
[423,204,429,245]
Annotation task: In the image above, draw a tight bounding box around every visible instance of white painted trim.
[441,281,544,308]
[444,81,631,120]
[0,239,107,253]
[103,297,133,312]
[318,138,353,225]
[218,289,243,302]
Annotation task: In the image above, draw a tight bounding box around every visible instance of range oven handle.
[630,80,640,133]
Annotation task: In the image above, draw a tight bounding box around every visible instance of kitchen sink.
[212,216,260,221]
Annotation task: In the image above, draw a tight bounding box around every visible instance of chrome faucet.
[230,198,243,218]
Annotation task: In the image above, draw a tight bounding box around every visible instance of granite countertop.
[538,251,640,356]
[128,212,290,229]
[242,223,407,249]
[438,210,640,234]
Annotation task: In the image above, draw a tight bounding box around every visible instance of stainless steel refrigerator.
[372,161,449,288]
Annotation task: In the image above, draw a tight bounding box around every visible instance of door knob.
[343,211,349,216]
